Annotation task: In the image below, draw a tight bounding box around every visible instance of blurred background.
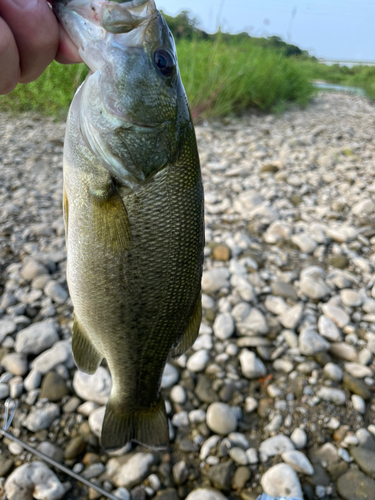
[0,0,374,119]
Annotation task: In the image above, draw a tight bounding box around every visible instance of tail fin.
[101,395,169,451]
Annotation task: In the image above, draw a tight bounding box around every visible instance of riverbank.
[0,92,374,500]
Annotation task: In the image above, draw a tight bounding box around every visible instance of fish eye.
[153,49,175,77]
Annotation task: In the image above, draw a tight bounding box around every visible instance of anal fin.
[171,295,202,358]
[72,317,103,374]
[101,394,168,451]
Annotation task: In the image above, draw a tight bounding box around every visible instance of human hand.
[0,0,82,95]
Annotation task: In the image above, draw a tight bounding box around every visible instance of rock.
[299,327,330,355]
[195,375,219,404]
[44,281,68,304]
[345,362,373,378]
[300,276,330,300]
[172,460,189,485]
[232,466,251,490]
[88,406,106,437]
[40,372,69,401]
[161,363,179,389]
[337,470,375,500]
[32,340,73,373]
[352,395,366,414]
[317,387,346,405]
[292,233,317,254]
[206,402,237,435]
[318,315,342,342]
[0,384,10,399]
[352,199,375,215]
[187,350,210,372]
[206,460,235,491]
[282,450,314,475]
[5,462,67,500]
[73,367,112,405]
[37,442,64,463]
[64,436,86,460]
[212,245,231,261]
[323,363,343,381]
[24,369,42,391]
[343,373,371,400]
[2,353,28,376]
[202,269,230,294]
[170,385,186,404]
[340,289,362,307]
[328,255,349,269]
[112,453,157,488]
[21,260,49,281]
[271,281,298,301]
[279,304,304,330]
[185,489,227,500]
[261,463,303,499]
[15,322,59,355]
[239,349,266,379]
[0,320,17,342]
[330,342,358,361]
[112,488,130,500]
[321,304,350,328]
[228,447,248,465]
[290,428,307,449]
[265,296,289,315]
[259,434,295,457]
[213,313,235,340]
[239,308,268,335]
[24,403,60,432]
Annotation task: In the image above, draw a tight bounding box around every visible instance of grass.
[0,38,314,120]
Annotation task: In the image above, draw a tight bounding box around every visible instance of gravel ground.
[0,92,375,500]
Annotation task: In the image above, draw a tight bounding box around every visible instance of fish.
[52,0,204,450]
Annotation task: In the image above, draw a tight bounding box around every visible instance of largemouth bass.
[53,0,204,450]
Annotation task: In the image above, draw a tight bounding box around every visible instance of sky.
[159,0,375,62]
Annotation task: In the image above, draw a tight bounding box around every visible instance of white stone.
[261,463,303,499]
[186,489,227,500]
[300,276,330,300]
[352,395,366,414]
[44,281,68,304]
[189,409,206,424]
[1,353,28,376]
[170,385,186,404]
[345,362,373,378]
[259,434,295,457]
[244,396,258,413]
[239,349,266,379]
[15,322,58,355]
[340,289,362,307]
[318,315,342,342]
[280,304,304,330]
[24,403,60,432]
[172,411,189,427]
[73,367,112,405]
[200,435,221,460]
[321,304,350,328]
[202,269,230,293]
[317,387,346,405]
[88,406,106,437]
[24,369,42,391]
[161,363,179,388]
[5,462,66,500]
[246,448,258,464]
[323,363,343,381]
[282,450,314,475]
[0,384,10,399]
[112,453,156,488]
[0,320,17,342]
[290,428,307,449]
[213,313,235,340]
[187,350,210,372]
[299,327,330,355]
[228,447,248,465]
[352,199,374,215]
[292,234,317,254]
[206,402,237,435]
[265,296,288,316]
[32,340,73,373]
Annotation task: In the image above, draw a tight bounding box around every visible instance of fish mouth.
[52,0,159,71]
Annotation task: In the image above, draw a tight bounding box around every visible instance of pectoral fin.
[72,317,103,374]
[171,295,202,358]
[90,186,131,252]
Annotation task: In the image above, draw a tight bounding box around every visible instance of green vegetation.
[300,60,375,100]
[0,9,372,119]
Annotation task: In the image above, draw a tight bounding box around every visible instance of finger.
[0,17,20,94]
[0,0,59,83]
[55,23,82,64]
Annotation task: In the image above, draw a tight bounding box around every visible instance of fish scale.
[53,0,204,449]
